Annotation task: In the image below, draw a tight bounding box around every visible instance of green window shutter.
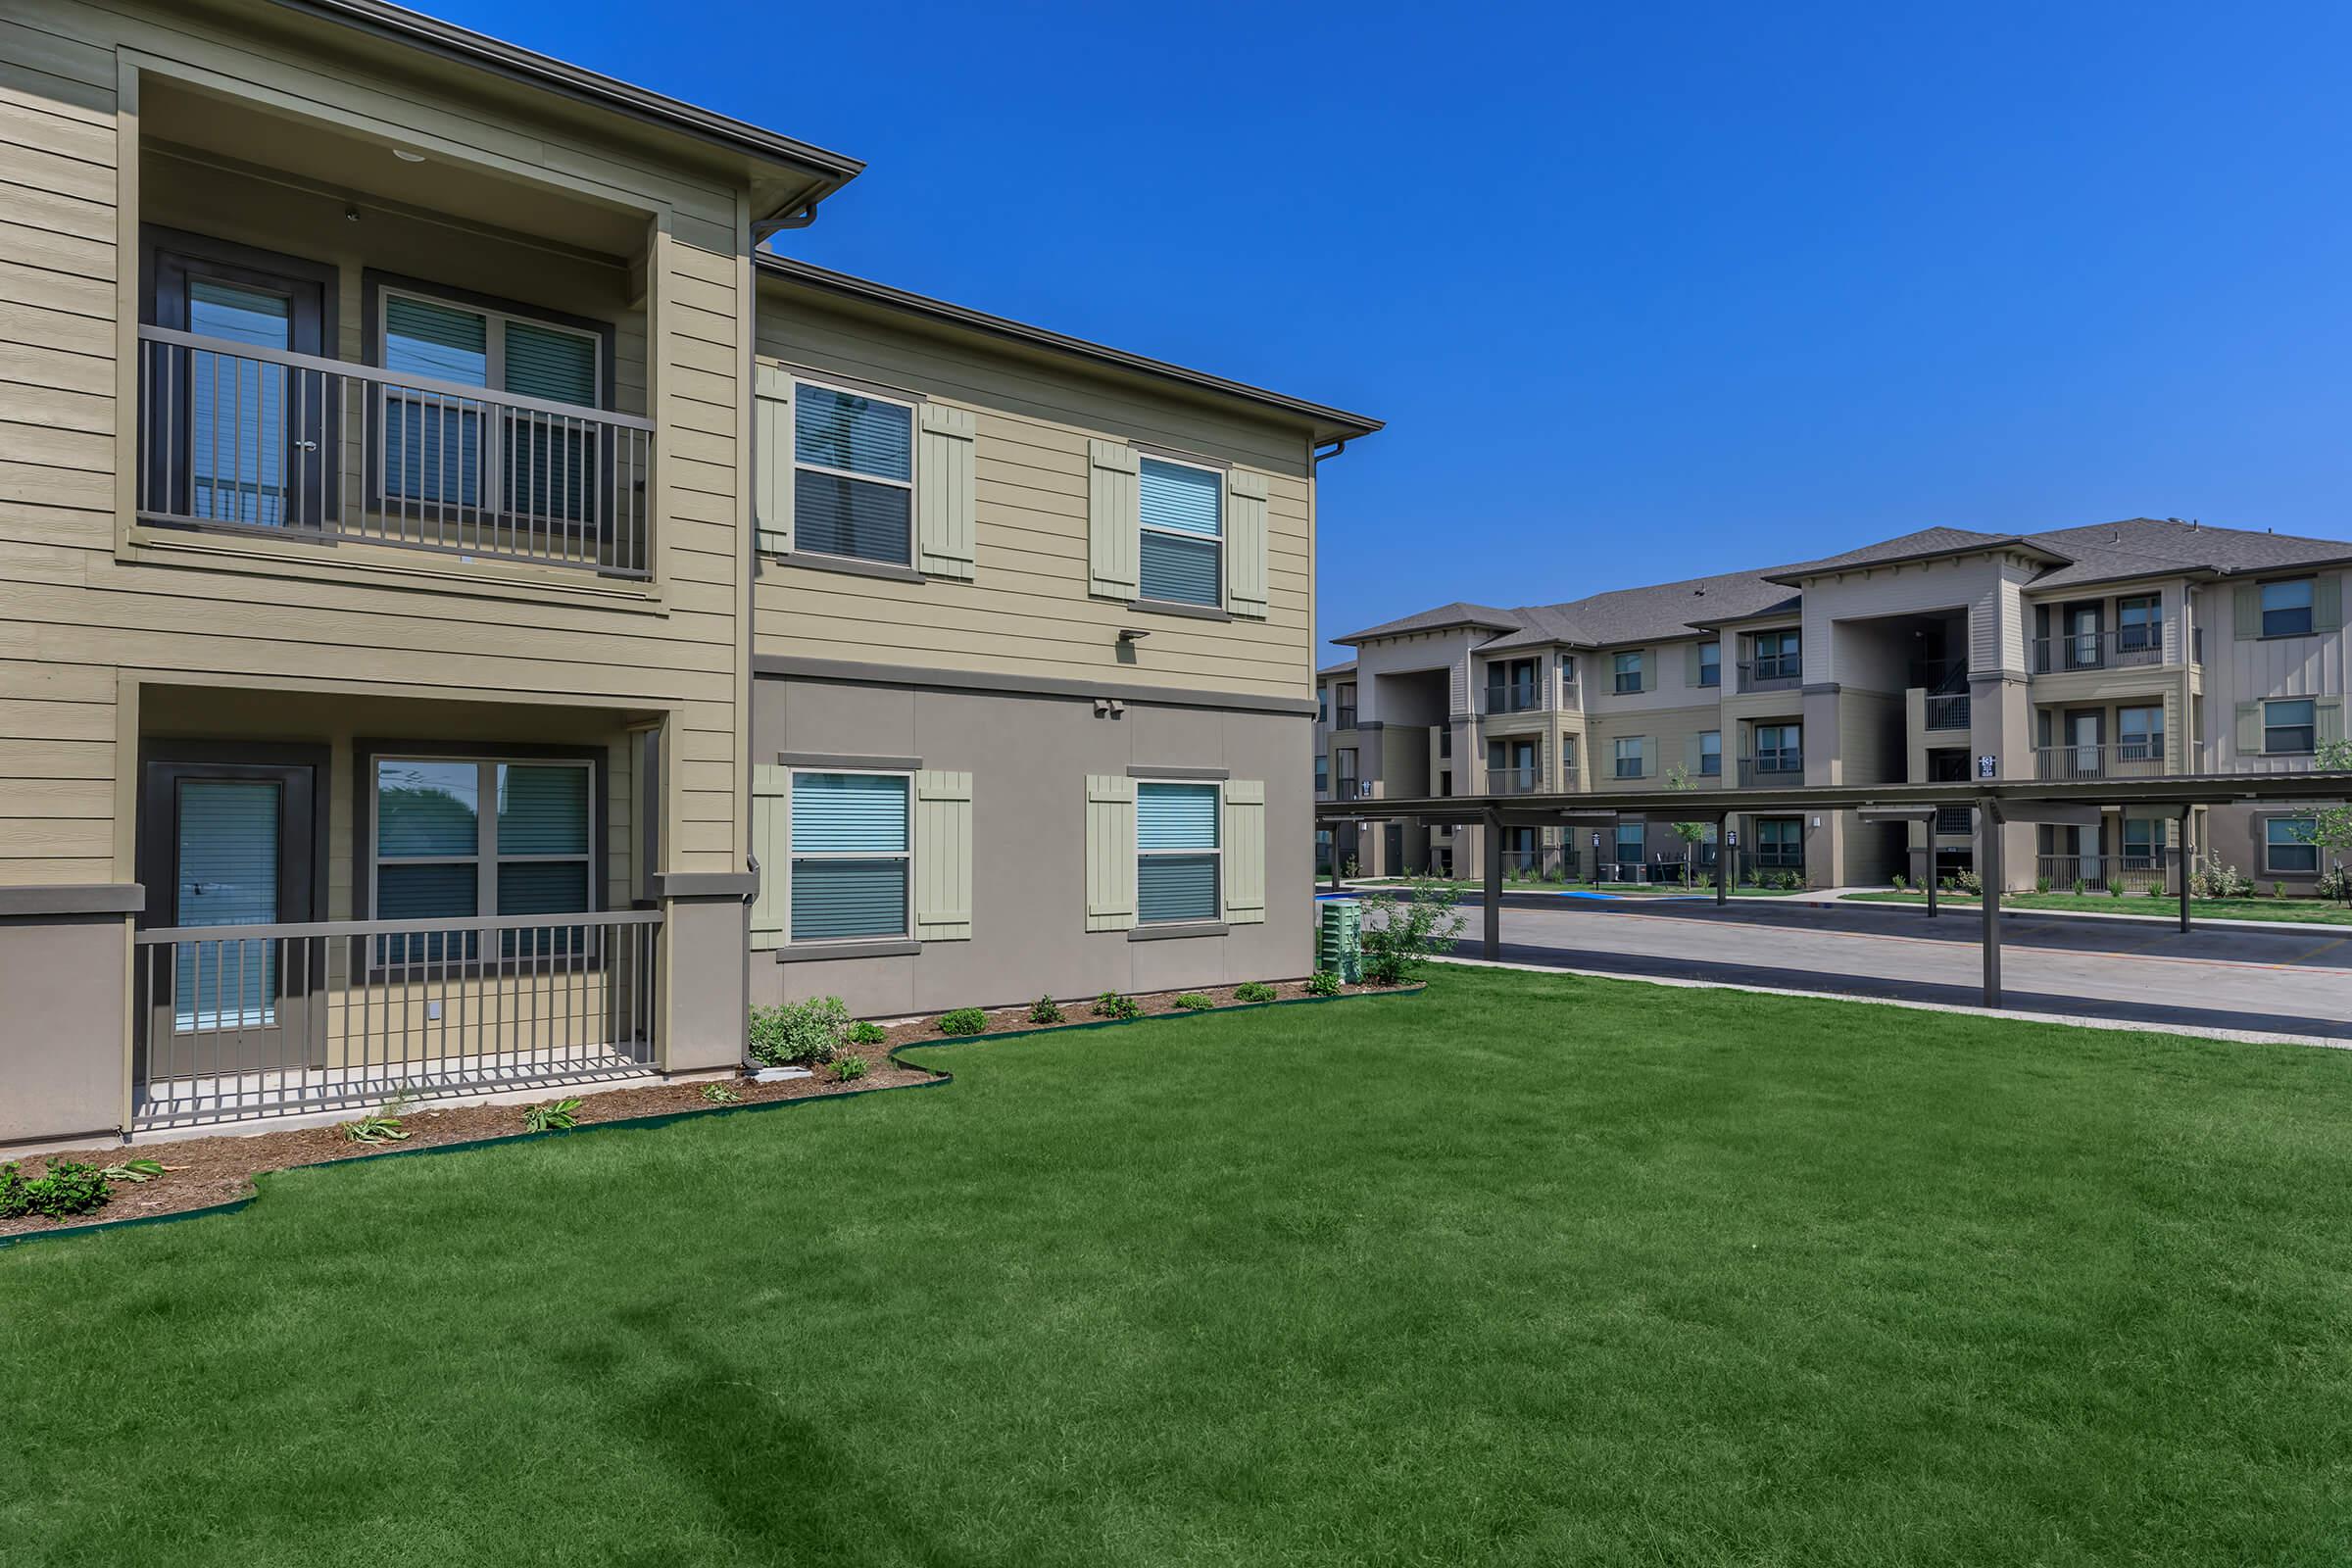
[754,365,793,556]
[1684,733,1701,773]
[1685,644,1702,684]
[915,403,977,581]
[2235,701,2263,755]
[1087,440,1140,600]
[1222,780,1266,924]
[2234,582,2259,639]
[1225,468,1270,619]
[1085,774,1138,931]
[749,764,787,950]
[913,770,974,940]
[2319,698,2345,746]
[2317,572,2344,632]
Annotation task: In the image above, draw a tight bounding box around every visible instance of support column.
[1926,852,1938,919]
[1715,812,1730,906]
[2178,803,2194,934]
[1327,831,1342,892]
[1482,806,1503,960]
[1977,797,2002,1007]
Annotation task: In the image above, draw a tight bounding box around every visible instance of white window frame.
[2264,699,2317,756]
[1136,452,1225,610]
[789,374,919,568]
[2260,577,2316,639]
[1614,736,1646,778]
[369,755,598,962]
[1613,651,1643,694]
[1134,775,1223,926]
[1697,642,1722,687]
[1698,730,1723,776]
[785,766,914,946]
[2264,817,2321,876]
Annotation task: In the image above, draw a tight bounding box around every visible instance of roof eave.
[1764,538,2070,587]
[757,255,1383,442]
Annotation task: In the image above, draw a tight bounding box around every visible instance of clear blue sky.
[442,0,2352,662]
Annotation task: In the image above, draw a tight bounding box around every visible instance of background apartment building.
[1316,519,2348,891]
[0,0,1372,1149]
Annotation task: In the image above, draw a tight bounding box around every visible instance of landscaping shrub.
[935,1007,989,1036]
[2318,865,2352,905]
[522,1098,583,1134]
[2107,881,2124,899]
[2072,878,2086,897]
[3,1160,114,1220]
[749,996,848,1066]
[100,1159,164,1186]
[1891,873,1907,892]
[1028,995,1065,1024]
[830,1054,869,1082]
[1234,981,1278,1004]
[1172,993,1214,1011]
[1359,877,1467,985]
[1955,869,1984,895]
[2035,876,2051,894]
[341,1110,409,1146]
[2275,881,2288,901]
[0,1162,25,1219]
[848,1021,888,1047]
[701,1083,742,1104]
[1304,970,1343,997]
[1092,991,1142,1020]
[2144,882,2166,899]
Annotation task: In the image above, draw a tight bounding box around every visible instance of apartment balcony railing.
[1924,695,1972,731]
[136,325,655,577]
[1935,804,1974,835]
[2030,626,2198,674]
[2034,741,2192,781]
[1335,776,1362,800]
[1483,683,1543,714]
[1737,659,1804,694]
[2036,851,2171,893]
[1737,754,1805,787]
[1489,765,1545,795]
[131,908,662,1128]
[1334,707,1358,730]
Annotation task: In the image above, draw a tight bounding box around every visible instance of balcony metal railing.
[2034,741,2185,781]
[1925,695,1972,731]
[2036,851,2171,893]
[1489,764,1545,795]
[1738,659,1803,694]
[1483,683,1543,714]
[131,908,662,1128]
[2030,626,2181,674]
[137,325,655,577]
[1935,804,1974,835]
[1334,707,1358,730]
[1737,754,1805,787]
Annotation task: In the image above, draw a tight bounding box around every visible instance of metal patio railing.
[132,909,662,1128]
[136,325,655,576]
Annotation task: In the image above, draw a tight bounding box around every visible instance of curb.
[0,983,1423,1253]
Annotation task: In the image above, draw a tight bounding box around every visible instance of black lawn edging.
[0,982,1424,1253]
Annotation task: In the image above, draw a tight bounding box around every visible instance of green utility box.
[1317,899,1363,982]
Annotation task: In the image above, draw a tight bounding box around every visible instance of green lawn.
[9,968,2352,1565]
[1349,877,1808,898]
[1844,889,2352,925]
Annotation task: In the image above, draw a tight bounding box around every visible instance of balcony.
[2037,851,2171,894]
[2034,741,2190,781]
[1924,695,1972,731]
[136,326,655,577]
[1483,683,1543,715]
[2031,626,2196,674]
[1737,659,1803,695]
[1935,804,1974,836]
[1737,754,1805,788]
[1334,706,1359,730]
[1490,765,1545,796]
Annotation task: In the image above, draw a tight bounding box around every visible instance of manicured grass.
[1350,877,1808,898]
[10,968,2352,1564]
[1845,889,2352,924]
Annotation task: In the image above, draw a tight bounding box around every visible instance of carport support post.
[1978,796,2002,1008]
[1926,842,1937,919]
[1715,813,1730,906]
[2179,803,2194,934]
[1482,807,1503,959]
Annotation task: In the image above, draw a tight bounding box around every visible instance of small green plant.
[1891,873,1907,892]
[100,1158,166,1185]
[2107,880,2124,898]
[700,1083,742,1104]
[8,1160,113,1220]
[2274,881,2288,900]
[1955,869,1983,896]
[2035,875,2051,894]
[749,995,849,1066]
[1360,876,1468,985]
[1305,970,1343,997]
[2144,882,2166,899]
[1172,993,1214,1011]
[848,1020,888,1047]
[1234,981,1278,1004]
[935,1006,989,1036]
[1092,990,1142,1020]
[0,1162,26,1220]
[341,1110,410,1146]
[2071,878,2086,897]
[522,1098,583,1134]
[1027,994,1065,1024]
[830,1054,869,1082]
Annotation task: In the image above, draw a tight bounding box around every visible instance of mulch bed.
[1,977,1412,1241]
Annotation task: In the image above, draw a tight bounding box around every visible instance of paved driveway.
[1446,894,2352,1040]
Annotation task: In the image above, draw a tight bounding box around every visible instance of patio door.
[2067,710,2104,779]
[137,759,322,1080]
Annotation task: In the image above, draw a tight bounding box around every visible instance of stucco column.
[651,873,755,1075]
[0,887,142,1149]
[1970,669,2037,890]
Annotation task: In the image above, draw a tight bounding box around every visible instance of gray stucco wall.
[0,912,130,1149]
[752,672,1315,1016]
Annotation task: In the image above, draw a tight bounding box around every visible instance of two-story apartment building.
[1318,519,2348,890]
[0,0,1374,1149]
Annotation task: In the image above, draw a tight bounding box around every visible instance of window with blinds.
[372,757,594,962]
[378,290,601,519]
[795,380,914,565]
[1138,457,1223,607]
[1137,780,1220,923]
[790,772,910,941]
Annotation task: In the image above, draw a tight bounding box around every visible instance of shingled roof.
[1334,602,1526,642]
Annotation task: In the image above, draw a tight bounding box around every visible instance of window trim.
[1135,451,1226,612]
[1698,730,1723,777]
[785,765,915,946]
[2259,576,2317,640]
[1613,650,1644,695]
[1697,641,1722,687]
[1613,736,1647,779]
[1134,775,1223,926]
[789,372,920,569]
[2263,698,2318,757]
[2263,816,2322,876]
[1752,628,1803,680]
